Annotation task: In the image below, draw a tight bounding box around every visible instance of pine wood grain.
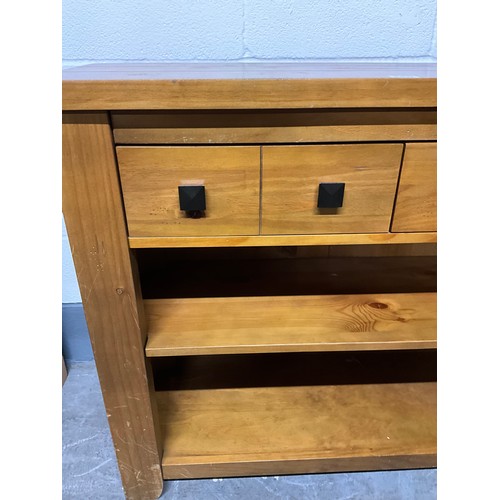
[144,293,436,356]
[62,62,436,110]
[112,109,436,144]
[62,112,163,499]
[392,143,437,232]
[262,144,403,234]
[116,146,260,237]
[128,232,437,248]
[154,350,436,478]
[157,381,436,478]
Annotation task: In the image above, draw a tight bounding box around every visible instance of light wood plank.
[145,293,436,356]
[262,144,403,235]
[62,62,436,110]
[112,109,436,144]
[116,146,260,237]
[392,143,437,232]
[62,112,163,500]
[115,124,436,144]
[129,232,437,248]
[157,381,436,479]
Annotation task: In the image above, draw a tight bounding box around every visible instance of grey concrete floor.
[62,362,437,500]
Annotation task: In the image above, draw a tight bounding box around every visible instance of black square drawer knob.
[178,185,206,215]
[317,183,345,209]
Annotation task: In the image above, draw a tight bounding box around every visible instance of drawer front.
[392,143,437,232]
[261,144,403,235]
[117,146,260,237]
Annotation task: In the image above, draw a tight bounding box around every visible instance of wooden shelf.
[155,351,436,479]
[130,232,437,249]
[145,293,436,357]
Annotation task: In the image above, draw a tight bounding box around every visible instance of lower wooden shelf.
[157,381,436,479]
[153,350,436,479]
[145,293,436,356]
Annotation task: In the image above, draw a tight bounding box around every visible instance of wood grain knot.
[368,302,388,310]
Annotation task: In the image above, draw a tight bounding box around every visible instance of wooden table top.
[62,62,437,110]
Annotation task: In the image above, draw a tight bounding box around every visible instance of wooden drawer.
[261,144,403,235]
[116,146,260,237]
[392,143,437,232]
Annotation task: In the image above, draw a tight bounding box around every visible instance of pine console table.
[62,62,437,499]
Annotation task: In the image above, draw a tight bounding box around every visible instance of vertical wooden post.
[62,112,163,499]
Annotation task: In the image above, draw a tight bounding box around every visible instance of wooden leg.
[63,112,163,499]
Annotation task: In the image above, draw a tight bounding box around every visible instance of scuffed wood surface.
[62,112,163,499]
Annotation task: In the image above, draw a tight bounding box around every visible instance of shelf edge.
[130,232,437,249]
